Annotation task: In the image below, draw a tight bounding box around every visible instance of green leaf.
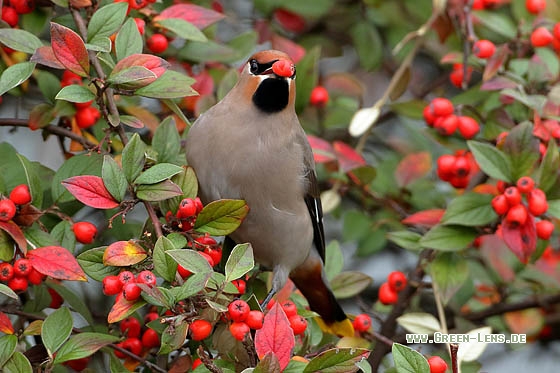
[115,18,143,60]
[136,180,183,201]
[467,141,512,182]
[159,166,198,215]
[47,281,94,326]
[51,153,103,203]
[475,10,517,40]
[0,334,17,367]
[77,247,120,282]
[153,236,178,282]
[419,225,478,251]
[224,243,254,282]
[169,272,209,301]
[391,343,430,373]
[431,253,469,305]
[159,322,188,355]
[136,70,197,99]
[343,210,372,242]
[194,199,249,236]
[153,117,182,165]
[106,66,156,87]
[16,154,43,208]
[135,163,184,185]
[156,18,207,42]
[37,70,62,104]
[295,46,320,113]
[54,332,119,364]
[441,193,495,226]
[2,351,32,373]
[217,68,239,101]
[87,2,128,42]
[502,121,540,181]
[0,62,36,96]
[55,84,95,103]
[537,139,559,192]
[42,307,72,357]
[387,231,422,251]
[121,133,147,183]
[351,21,382,71]
[102,155,128,202]
[324,240,344,281]
[303,348,370,373]
[280,0,334,17]
[0,284,18,300]
[0,28,43,54]
[50,220,76,253]
[166,249,213,275]
[331,271,373,299]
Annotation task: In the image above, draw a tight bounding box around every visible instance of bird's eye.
[249,59,259,74]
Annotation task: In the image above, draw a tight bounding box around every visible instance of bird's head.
[238,50,296,114]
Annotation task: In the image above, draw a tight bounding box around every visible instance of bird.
[185,50,353,337]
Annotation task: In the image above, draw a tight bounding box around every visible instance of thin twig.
[462,293,560,322]
[450,343,459,373]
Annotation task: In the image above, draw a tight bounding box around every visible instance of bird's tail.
[290,260,354,337]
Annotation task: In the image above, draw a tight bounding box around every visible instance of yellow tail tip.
[315,317,355,338]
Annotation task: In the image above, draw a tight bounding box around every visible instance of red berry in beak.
[272,60,294,78]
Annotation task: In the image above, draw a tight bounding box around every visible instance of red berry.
[74,100,93,109]
[434,115,458,136]
[0,263,14,282]
[536,220,554,240]
[229,321,250,341]
[27,268,45,285]
[190,319,212,341]
[496,180,508,193]
[128,0,147,10]
[232,279,246,294]
[177,264,192,279]
[423,105,436,126]
[428,356,448,373]
[134,18,145,35]
[177,198,198,219]
[195,234,217,247]
[136,270,156,287]
[199,252,215,267]
[192,358,203,370]
[491,195,510,215]
[531,27,553,47]
[516,176,535,194]
[61,71,82,87]
[473,0,485,9]
[204,247,222,267]
[554,22,560,40]
[528,188,548,216]
[120,317,142,338]
[122,337,142,356]
[449,64,472,88]
[118,270,135,285]
[503,186,522,206]
[9,184,31,205]
[473,39,496,59]
[1,7,18,27]
[75,106,101,129]
[64,357,90,371]
[194,197,204,213]
[526,0,546,14]
[387,271,407,293]
[378,282,398,305]
[288,315,307,335]
[103,275,123,295]
[437,154,456,182]
[309,86,329,107]
[449,175,469,189]
[228,299,250,322]
[146,34,169,54]
[0,199,16,222]
[48,288,64,309]
[429,98,454,117]
[353,313,372,332]
[272,59,295,78]
[457,116,480,139]
[141,328,160,348]
[452,155,471,177]
[281,300,298,318]
[144,312,159,324]
[72,221,97,244]
[8,276,27,292]
[123,282,142,301]
[13,258,31,277]
[505,204,528,226]
[114,342,127,359]
[10,0,35,14]
[245,310,264,330]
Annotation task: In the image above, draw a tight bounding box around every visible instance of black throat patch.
[252,78,289,113]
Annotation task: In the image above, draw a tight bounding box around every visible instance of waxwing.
[186,50,353,336]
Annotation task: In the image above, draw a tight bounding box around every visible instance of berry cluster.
[114,314,160,359]
[266,299,308,336]
[60,71,101,129]
[0,184,31,222]
[352,313,372,333]
[436,150,479,189]
[165,197,204,232]
[492,177,552,236]
[176,234,224,279]
[0,258,46,293]
[102,270,156,302]
[1,0,34,29]
[378,271,407,305]
[224,299,265,341]
[423,98,480,139]
[427,356,448,373]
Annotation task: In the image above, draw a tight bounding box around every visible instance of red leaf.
[402,209,445,228]
[502,214,537,264]
[479,234,516,282]
[154,4,225,29]
[0,312,14,334]
[108,295,144,323]
[395,152,432,188]
[307,135,336,163]
[103,241,147,266]
[332,141,366,173]
[254,302,294,371]
[61,175,119,209]
[28,246,87,281]
[440,52,463,65]
[30,46,65,69]
[112,54,169,78]
[0,220,27,254]
[270,34,306,63]
[50,22,89,76]
[483,44,510,82]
